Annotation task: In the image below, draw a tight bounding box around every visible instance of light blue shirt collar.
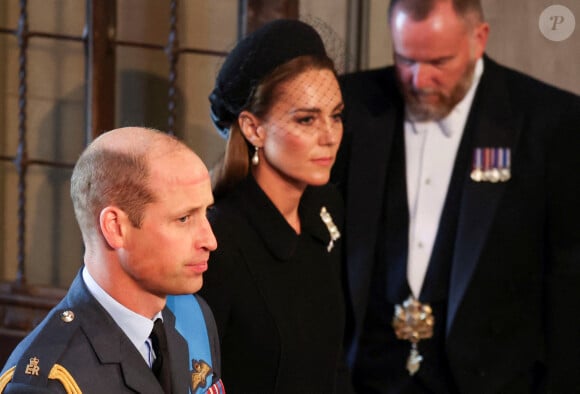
[82,267,162,365]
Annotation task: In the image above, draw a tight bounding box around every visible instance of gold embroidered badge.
[25,357,40,376]
[190,359,212,391]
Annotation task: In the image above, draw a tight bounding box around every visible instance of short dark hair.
[71,142,156,236]
[388,0,484,24]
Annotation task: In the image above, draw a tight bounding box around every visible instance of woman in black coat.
[198,19,350,393]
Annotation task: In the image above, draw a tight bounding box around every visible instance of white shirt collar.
[82,267,162,354]
[408,57,485,138]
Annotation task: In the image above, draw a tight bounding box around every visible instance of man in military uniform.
[0,127,221,393]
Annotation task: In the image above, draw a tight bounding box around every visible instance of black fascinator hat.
[209,19,328,138]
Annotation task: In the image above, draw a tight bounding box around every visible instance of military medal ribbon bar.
[471,147,511,183]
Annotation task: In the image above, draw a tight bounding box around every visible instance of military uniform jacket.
[0,271,191,393]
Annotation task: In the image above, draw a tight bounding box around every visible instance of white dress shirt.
[405,58,484,297]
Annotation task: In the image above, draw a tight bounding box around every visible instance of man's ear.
[238,111,265,147]
[472,21,489,59]
[99,206,129,249]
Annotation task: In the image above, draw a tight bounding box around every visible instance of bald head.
[388,0,484,26]
[87,127,185,158]
[71,127,206,240]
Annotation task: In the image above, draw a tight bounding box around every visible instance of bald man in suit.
[333,1,580,392]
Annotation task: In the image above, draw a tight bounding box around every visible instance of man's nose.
[412,63,434,91]
[199,218,218,251]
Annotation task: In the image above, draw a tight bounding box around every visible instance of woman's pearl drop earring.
[251,146,260,166]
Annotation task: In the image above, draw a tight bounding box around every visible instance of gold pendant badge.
[392,296,434,375]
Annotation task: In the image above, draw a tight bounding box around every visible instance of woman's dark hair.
[211,54,337,199]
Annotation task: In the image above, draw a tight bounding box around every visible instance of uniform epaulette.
[0,306,82,393]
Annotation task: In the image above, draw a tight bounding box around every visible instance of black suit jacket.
[0,271,191,393]
[332,56,580,393]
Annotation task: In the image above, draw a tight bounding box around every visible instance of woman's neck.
[252,167,305,234]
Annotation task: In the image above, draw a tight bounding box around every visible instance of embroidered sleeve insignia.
[24,357,40,376]
[190,359,212,391]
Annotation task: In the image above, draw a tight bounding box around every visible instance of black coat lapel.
[447,57,523,333]
[343,74,404,333]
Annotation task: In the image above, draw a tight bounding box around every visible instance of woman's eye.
[332,112,344,122]
[178,216,190,223]
[297,116,314,125]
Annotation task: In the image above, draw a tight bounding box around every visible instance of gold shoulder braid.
[48,364,82,393]
[0,364,81,394]
[0,366,15,393]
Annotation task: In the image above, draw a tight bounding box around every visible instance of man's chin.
[406,102,449,122]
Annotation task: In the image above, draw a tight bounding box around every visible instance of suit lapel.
[109,311,189,394]
[346,84,403,332]
[71,280,163,393]
[164,308,191,394]
[85,311,186,394]
[447,58,524,333]
[117,343,163,393]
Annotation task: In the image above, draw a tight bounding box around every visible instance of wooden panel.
[86,0,116,140]
[239,0,299,36]
[0,282,66,366]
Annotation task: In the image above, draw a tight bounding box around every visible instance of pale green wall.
[0,0,348,287]
[1,0,87,286]
[0,1,240,287]
[1,0,578,287]
[365,0,580,95]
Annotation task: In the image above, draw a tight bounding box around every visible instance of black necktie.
[150,318,172,393]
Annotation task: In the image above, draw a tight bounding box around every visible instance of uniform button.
[425,178,431,185]
[61,310,75,322]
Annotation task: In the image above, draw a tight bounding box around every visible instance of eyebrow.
[395,52,454,64]
[290,102,345,115]
[180,199,214,216]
